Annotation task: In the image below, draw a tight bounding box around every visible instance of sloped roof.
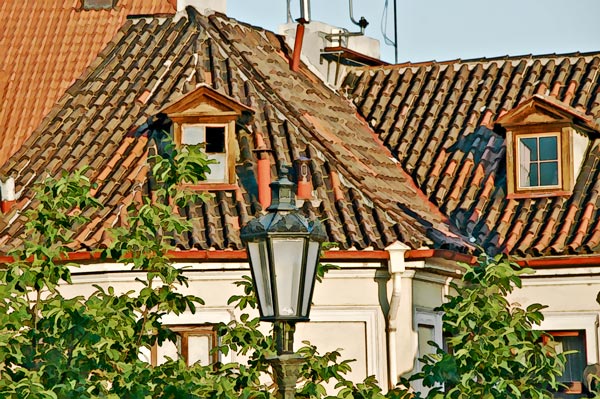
[0,8,465,254]
[0,0,175,167]
[342,52,600,256]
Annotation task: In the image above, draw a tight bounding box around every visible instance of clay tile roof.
[341,52,600,257]
[0,8,466,254]
[0,0,175,167]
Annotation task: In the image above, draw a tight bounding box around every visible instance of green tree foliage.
[0,142,404,398]
[413,254,568,399]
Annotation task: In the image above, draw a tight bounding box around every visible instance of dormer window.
[496,95,597,199]
[181,124,228,183]
[160,84,254,186]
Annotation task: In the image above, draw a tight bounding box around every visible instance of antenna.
[381,0,398,63]
[286,0,292,23]
[348,0,368,33]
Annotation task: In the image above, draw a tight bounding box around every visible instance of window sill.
[507,189,572,200]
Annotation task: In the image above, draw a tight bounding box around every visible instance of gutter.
[517,256,600,269]
[0,248,482,265]
[0,249,390,265]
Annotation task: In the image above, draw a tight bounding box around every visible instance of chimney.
[253,132,272,209]
[81,0,116,10]
[294,157,312,200]
[177,0,226,13]
[289,0,310,72]
[0,177,15,214]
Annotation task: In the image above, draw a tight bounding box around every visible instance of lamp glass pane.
[272,238,304,317]
[247,241,274,317]
[301,241,321,316]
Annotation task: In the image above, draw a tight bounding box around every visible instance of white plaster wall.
[64,261,390,388]
[508,269,600,365]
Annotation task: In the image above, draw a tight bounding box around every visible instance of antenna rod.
[394,0,398,63]
[286,0,292,23]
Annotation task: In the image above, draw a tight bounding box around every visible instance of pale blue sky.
[227,0,600,64]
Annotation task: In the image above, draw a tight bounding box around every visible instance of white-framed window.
[517,132,561,190]
[181,124,228,183]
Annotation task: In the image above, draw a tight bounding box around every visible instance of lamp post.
[240,169,326,399]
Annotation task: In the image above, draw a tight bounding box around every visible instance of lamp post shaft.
[275,321,296,355]
[270,321,302,398]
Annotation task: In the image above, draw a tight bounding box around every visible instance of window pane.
[206,153,227,182]
[205,126,225,153]
[156,336,180,365]
[540,161,559,186]
[559,334,586,383]
[520,137,538,161]
[418,324,436,358]
[182,125,205,145]
[539,136,558,161]
[187,335,212,366]
[528,162,539,187]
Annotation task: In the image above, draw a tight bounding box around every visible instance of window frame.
[172,116,237,187]
[506,124,573,199]
[151,324,219,367]
[515,131,562,190]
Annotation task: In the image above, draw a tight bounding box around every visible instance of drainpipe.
[386,241,411,388]
[0,177,15,214]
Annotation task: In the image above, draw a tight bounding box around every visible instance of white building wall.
[509,268,600,365]
[62,255,459,391]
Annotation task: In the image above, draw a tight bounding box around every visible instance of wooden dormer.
[496,95,598,199]
[161,84,254,185]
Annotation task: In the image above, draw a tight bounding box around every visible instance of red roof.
[0,0,175,167]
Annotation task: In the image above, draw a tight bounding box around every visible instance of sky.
[227,0,600,64]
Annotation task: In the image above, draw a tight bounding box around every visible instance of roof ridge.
[351,49,600,72]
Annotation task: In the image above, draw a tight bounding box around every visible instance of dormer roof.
[161,84,254,118]
[496,94,599,133]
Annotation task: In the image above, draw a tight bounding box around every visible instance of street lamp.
[240,169,326,398]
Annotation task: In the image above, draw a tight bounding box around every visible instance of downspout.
[386,241,411,388]
[0,177,15,214]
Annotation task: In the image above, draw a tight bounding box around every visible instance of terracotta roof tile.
[1,9,463,253]
[0,0,175,167]
[342,52,600,256]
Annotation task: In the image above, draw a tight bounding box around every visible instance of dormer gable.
[496,95,599,199]
[161,84,253,121]
[160,84,254,185]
